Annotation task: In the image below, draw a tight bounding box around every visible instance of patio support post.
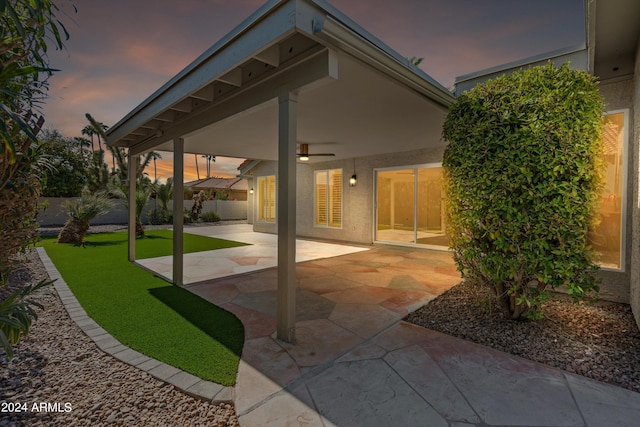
[173,138,185,286]
[276,91,298,343]
[127,152,137,262]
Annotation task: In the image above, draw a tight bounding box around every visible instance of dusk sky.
[43,0,585,181]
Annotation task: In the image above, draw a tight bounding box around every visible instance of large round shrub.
[442,63,605,319]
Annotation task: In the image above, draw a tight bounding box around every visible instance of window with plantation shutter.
[314,169,342,228]
[257,175,275,222]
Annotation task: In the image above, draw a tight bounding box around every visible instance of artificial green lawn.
[38,230,247,386]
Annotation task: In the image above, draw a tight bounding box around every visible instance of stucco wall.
[630,35,640,328]
[38,198,247,226]
[596,79,635,303]
[248,146,447,244]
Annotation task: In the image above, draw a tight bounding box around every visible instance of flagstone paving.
[58,224,640,426]
[175,227,640,426]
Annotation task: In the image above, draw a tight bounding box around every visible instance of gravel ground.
[0,249,239,427]
[407,280,640,393]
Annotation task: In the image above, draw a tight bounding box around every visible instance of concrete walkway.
[176,229,640,426]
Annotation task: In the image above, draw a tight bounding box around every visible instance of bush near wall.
[443,63,605,320]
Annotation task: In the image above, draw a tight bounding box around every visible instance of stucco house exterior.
[107,0,640,339]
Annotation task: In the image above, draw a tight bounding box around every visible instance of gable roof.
[106,0,454,163]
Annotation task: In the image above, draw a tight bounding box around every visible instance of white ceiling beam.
[170,98,194,113]
[191,85,215,101]
[254,44,280,67]
[218,68,243,87]
[155,110,176,122]
[130,48,336,156]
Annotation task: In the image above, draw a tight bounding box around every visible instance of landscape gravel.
[407,280,640,393]
[0,249,239,427]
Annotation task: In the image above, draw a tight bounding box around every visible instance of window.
[257,175,275,222]
[588,111,627,270]
[315,169,342,228]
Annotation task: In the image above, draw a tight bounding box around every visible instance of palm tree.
[150,151,162,182]
[202,154,216,178]
[73,137,91,155]
[57,194,112,243]
[154,178,173,211]
[93,121,108,152]
[194,154,200,179]
[81,125,96,153]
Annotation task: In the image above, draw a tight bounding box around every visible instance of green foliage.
[57,193,112,243]
[442,63,605,320]
[39,129,91,196]
[153,178,173,210]
[0,0,70,162]
[0,278,53,360]
[146,207,171,225]
[0,0,73,358]
[200,211,221,223]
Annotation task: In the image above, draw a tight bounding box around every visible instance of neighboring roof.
[106,0,454,162]
[185,177,248,191]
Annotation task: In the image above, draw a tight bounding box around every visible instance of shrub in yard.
[200,211,221,223]
[442,63,605,320]
[147,207,171,225]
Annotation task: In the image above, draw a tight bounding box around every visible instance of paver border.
[36,247,234,403]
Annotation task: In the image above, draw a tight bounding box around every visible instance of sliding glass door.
[375,165,448,248]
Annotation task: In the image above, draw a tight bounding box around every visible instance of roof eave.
[310,14,454,107]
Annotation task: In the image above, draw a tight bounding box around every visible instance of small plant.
[0,278,53,360]
[200,211,221,223]
[57,194,112,244]
[147,208,171,225]
[190,191,207,222]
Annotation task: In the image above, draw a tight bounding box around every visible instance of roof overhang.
[106,0,454,162]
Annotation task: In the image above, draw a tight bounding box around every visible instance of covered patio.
[106,0,454,343]
[177,228,461,424]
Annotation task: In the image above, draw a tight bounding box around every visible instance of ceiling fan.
[297,143,335,162]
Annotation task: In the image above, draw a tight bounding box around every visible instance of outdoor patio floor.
[141,225,640,426]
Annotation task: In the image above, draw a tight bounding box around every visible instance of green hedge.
[443,63,605,319]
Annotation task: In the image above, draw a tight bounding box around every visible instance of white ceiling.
[153,52,448,163]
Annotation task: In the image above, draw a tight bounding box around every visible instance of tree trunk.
[135,219,145,237]
[57,219,90,244]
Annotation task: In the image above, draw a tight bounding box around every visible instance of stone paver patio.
[42,225,640,426]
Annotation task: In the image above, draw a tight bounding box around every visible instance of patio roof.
[106,0,454,344]
[106,0,454,162]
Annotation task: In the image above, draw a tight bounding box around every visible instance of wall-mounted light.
[249,187,254,195]
[349,158,357,187]
[299,155,309,162]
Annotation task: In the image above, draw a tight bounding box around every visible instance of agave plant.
[57,194,112,244]
[0,278,53,360]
